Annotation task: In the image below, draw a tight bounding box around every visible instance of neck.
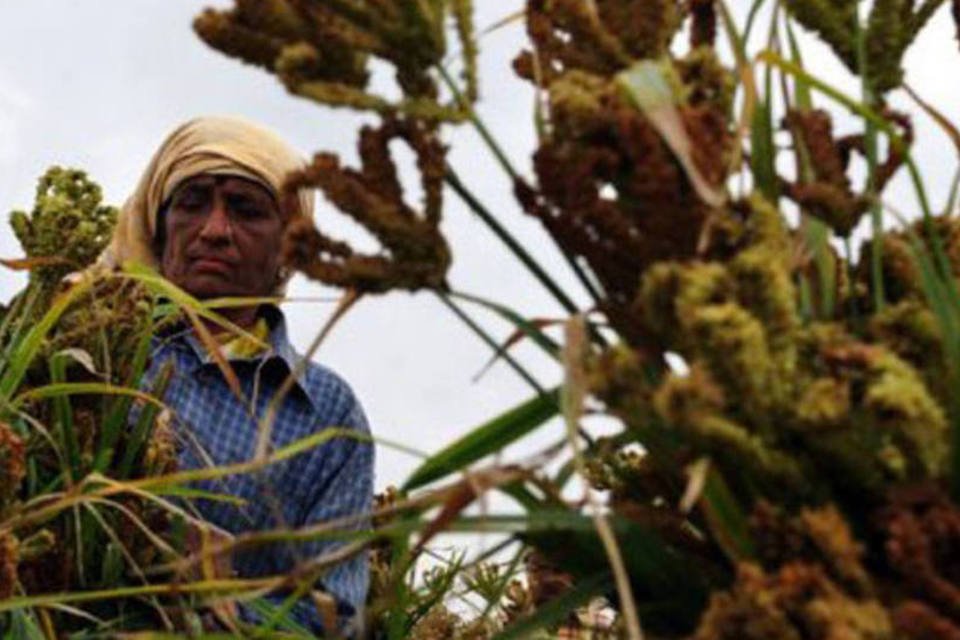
[203,304,261,332]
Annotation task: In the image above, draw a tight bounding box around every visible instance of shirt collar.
[160,305,313,403]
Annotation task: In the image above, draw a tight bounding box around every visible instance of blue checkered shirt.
[142,306,373,635]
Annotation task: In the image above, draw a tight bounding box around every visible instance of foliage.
[5,0,960,638]
[195,0,960,638]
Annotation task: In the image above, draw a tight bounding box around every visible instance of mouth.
[190,257,235,275]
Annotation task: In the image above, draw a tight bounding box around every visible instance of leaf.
[472,317,562,382]
[519,511,714,632]
[482,9,524,34]
[698,468,756,562]
[785,19,814,110]
[493,572,612,640]
[6,610,46,640]
[403,389,560,491]
[412,468,526,556]
[617,60,726,208]
[0,275,95,401]
[12,382,166,410]
[904,83,960,159]
[0,255,70,271]
[679,457,711,513]
[452,291,560,359]
[55,348,100,377]
[751,95,778,201]
[438,293,546,395]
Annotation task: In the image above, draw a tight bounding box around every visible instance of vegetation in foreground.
[4,0,960,638]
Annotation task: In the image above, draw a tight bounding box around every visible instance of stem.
[440,65,607,308]
[445,168,579,315]
[435,292,546,395]
[439,65,519,181]
[855,0,885,312]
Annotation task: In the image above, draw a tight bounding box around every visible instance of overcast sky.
[1,1,959,497]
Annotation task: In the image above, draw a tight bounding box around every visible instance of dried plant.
[514,4,735,343]
[193,0,478,122]
[6,0,960,636]
[782,0,946,93]
[281,117,451,293]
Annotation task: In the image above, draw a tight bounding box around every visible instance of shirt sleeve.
[285,378,374,636]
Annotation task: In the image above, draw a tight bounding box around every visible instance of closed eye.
[226,194,274,219]
[172,186,212,212]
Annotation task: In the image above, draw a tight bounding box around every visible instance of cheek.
[239,224,283,285]
[159,219,194,279]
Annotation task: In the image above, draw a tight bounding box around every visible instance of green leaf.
[6,610,46,640]
[0,276,95,402]
[617,60,725,209]
[403,389,560,491]
[751,96,778,201]
[519,510,715,633]
[450,291,560,360]
[699,468,756,562]
[493,572,611,640]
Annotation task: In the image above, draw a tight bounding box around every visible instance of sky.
[1,1,959,500]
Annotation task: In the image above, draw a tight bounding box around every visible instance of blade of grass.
[12,382,167,411]
[471,316,596,384]
[782,24,837,319]
[439,65,606,307]
[698,468,756,562]
[48,352,80,484]
[436,292,546,395]
[444,167,581,315]
[95,319,155,472]
[743,0,771,45]
[492,572,611,640]
[255,289,360,461]
[450,290,560,359]
[403,388,560,491]
[904,83,960,159]
[854,2,886,312]
[719,0,760,174]
[117,365,173,478]
[0,276,95,401]
[561,316,642,640]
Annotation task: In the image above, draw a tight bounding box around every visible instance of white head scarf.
[98,115,313,292]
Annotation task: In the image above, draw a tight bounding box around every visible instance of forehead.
[171,174,276,200]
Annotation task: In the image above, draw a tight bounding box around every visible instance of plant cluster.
[0,170,210,635]
[193,0,960,638]
[5,0,960,637]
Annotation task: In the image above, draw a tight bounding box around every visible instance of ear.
[274,265,291,291]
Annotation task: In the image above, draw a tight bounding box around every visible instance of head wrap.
[98,115,313,291]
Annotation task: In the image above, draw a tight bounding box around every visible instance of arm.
[244,381,374,636]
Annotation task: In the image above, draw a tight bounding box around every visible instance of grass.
[4,0,960,637]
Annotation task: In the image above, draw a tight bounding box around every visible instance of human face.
[160,174,284,300]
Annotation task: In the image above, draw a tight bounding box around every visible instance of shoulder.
[300,361,370,434]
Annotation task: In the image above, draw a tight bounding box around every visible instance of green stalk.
[435,292,546,395]
[49,353,80,485]
[438,65,519,181]
[855,2,885,312]
[444,168,579,315]
[439,67,606,307]
[117,365,173,479]
[743,0,772,45]
[95,315,155,473]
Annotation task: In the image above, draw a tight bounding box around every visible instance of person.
[99,115,373,636]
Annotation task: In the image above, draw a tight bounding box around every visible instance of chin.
[181,277,243,300]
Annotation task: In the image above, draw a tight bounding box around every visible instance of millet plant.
[4,0,960,638]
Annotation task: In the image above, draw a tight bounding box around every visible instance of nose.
[198,192,233,244]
